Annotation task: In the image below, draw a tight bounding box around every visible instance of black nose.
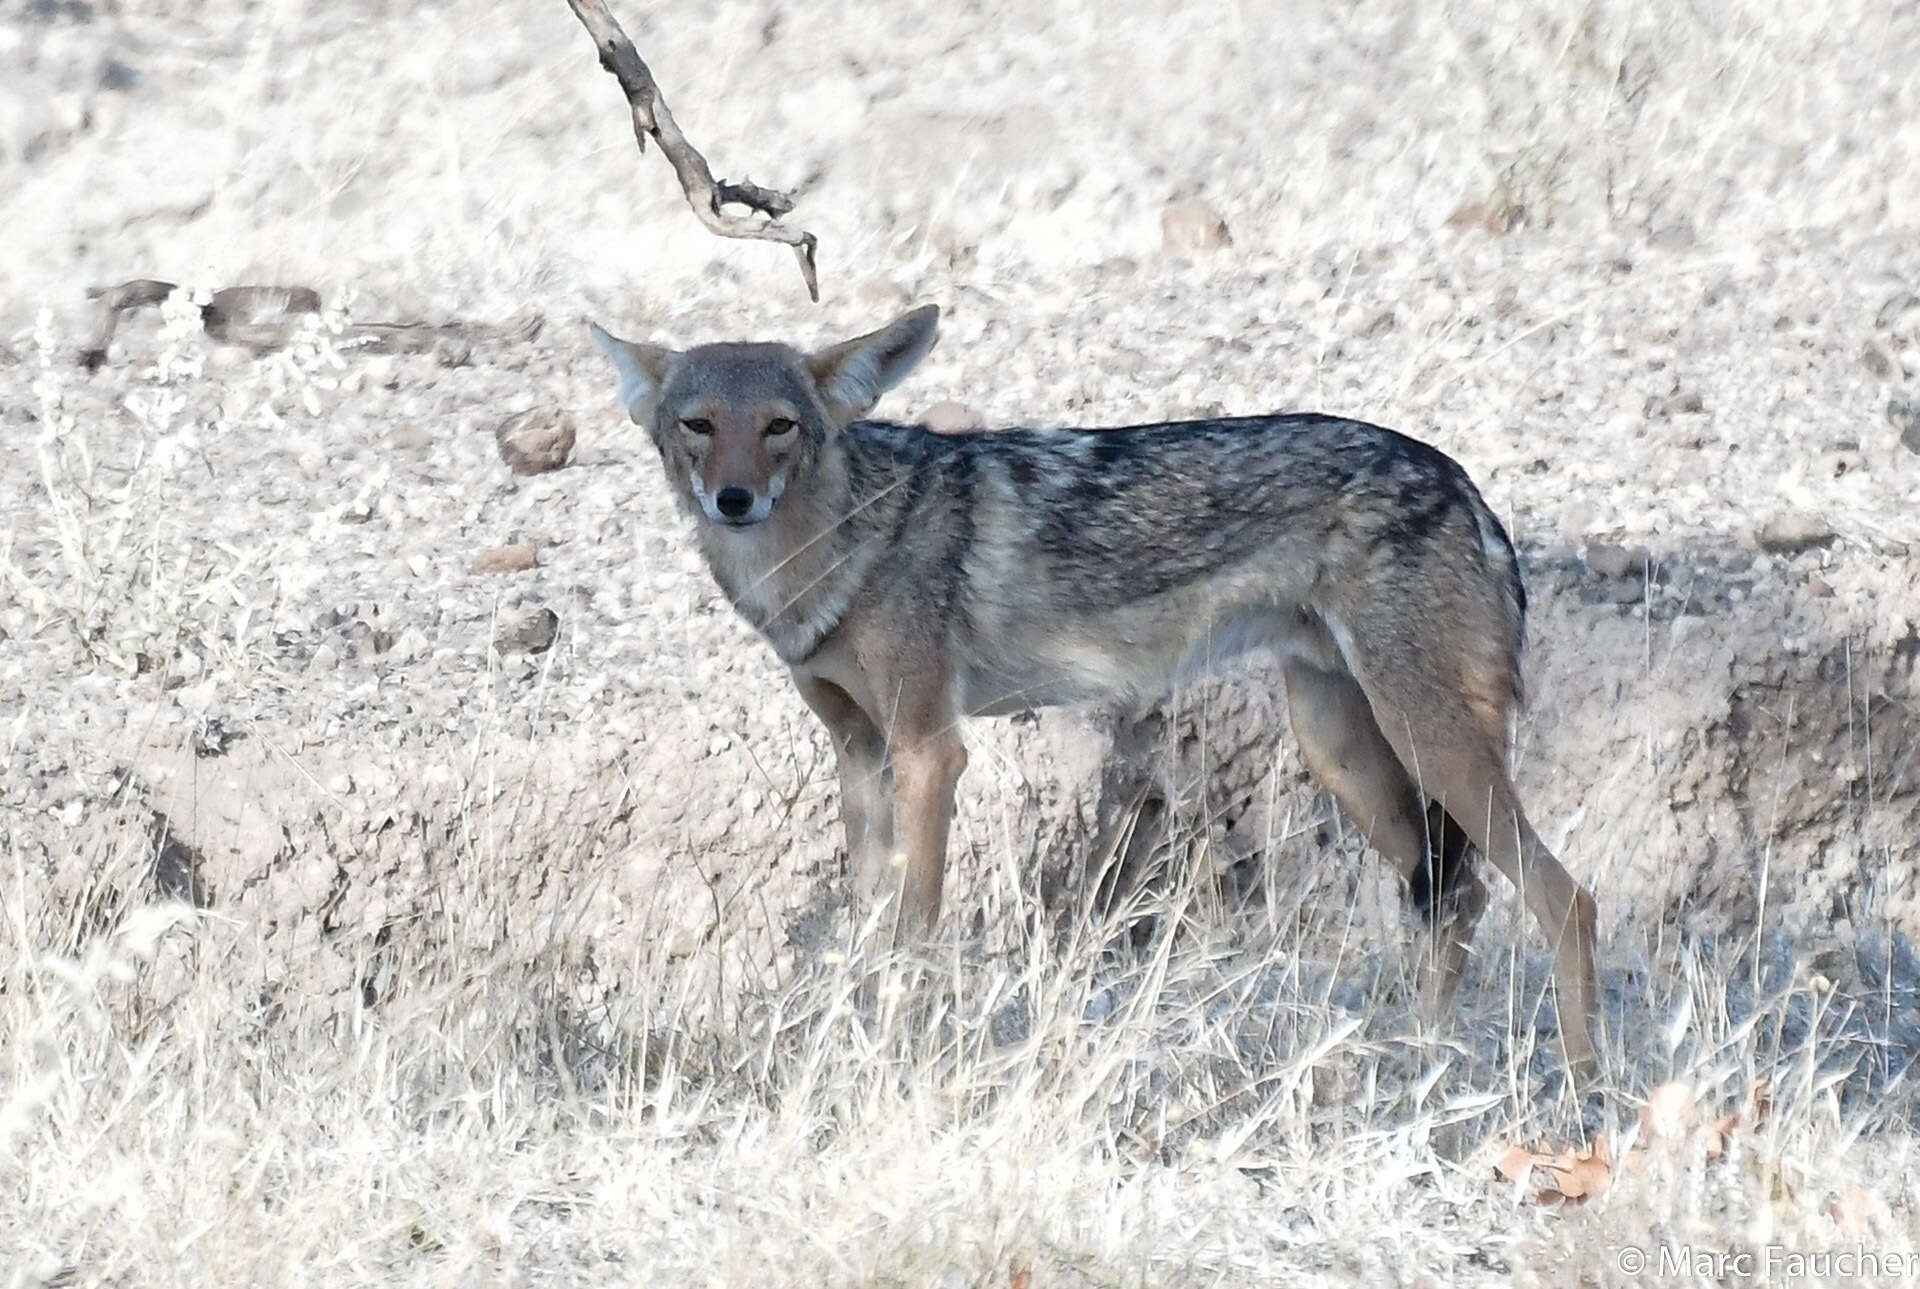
[714,486,755,519]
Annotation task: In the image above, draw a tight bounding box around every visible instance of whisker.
[772,526,888,620]
[747,457,935,594]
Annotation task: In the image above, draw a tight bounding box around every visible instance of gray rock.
[495,409,576,476]
[1861,342,1894,379]
[392,627,431,661]
[1889,399,1920,454]
[344,620,394,660]
[474,543,538,574]
[1875,291,1920,331]
[1754,511,1836,554]
[1584,542,1650,581]
[495,607,559,655]
[1160,198,1231,255]
[920,400,983,434]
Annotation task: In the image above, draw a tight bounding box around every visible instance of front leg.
[793,674,894,906]
[879,682,967,945]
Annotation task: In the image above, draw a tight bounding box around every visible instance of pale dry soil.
[3,1,1920,1285]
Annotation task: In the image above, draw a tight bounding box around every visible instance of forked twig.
[564,0,820,301]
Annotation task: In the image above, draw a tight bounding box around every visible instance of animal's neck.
[695,449,877,664]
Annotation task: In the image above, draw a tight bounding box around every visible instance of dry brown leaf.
[1493,1134,1615,1205]
[1697,1111,1740,1162]
[1536,1137,1612,1206]
[1640,1080,1696,1144]
[1493,1142,1539,1184]
[1829,1184,1886,1234]
[1009,1259,1033,1289]
[1634,1081,1755,1167]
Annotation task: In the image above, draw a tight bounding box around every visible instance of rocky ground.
[3,1,1919,1284]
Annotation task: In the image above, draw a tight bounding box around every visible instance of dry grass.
[5,0,1920,1284]
[4,830,1917,1285]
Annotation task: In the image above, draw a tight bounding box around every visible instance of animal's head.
[588,304,939,528]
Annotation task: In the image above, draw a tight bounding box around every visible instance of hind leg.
[1282,660,1490,1009]
[1341,654,1600,1077]
[1413,798,1490,1008]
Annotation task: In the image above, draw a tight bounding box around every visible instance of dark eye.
[764,417,798,437]
[680,417,714,436]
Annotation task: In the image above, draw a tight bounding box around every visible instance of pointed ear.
[806,304,939,424]
[588,321,676,424]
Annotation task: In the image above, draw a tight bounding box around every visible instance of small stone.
[1650,221,1696,249]
[434,336,474,368]
[1875,291,1920,331]
[342,491,377,524]
[1815,449,1864,478]
[1583,542,1649,581]
[191,717,235,758]
[309,643,339,673]
[495,607,559,655]
[1160,198,1232,255]
[176,679,217,712]
[1359,307,1398,338]
[344,620,394,660]
[473,543,538,574]
[389,423,431,453]
[392,627,430,661]
[1889,399,1920,454]
[921,401,983,434]
[1809,576,1835,598]
[1643,389,1706,418]
[495,408,576,476]
[1754,511,1836,554]
[1861,342,1894,379]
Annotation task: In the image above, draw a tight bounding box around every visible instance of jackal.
[589,304,1601,1075]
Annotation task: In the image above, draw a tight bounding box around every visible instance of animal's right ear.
[587,321,676,424]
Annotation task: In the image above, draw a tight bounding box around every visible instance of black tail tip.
[1408,800,1475,924]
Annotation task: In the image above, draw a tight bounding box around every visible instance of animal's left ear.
[806,304,940,425]
[588,321,676,424]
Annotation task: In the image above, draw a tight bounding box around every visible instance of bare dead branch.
[563,0,820,301]
[79,278,176,370]
[77,279,545,369]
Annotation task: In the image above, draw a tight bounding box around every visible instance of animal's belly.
[958,664,1103,716]
[956,601,1323,717]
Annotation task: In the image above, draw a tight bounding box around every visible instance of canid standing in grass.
[590,305,1601,1076]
